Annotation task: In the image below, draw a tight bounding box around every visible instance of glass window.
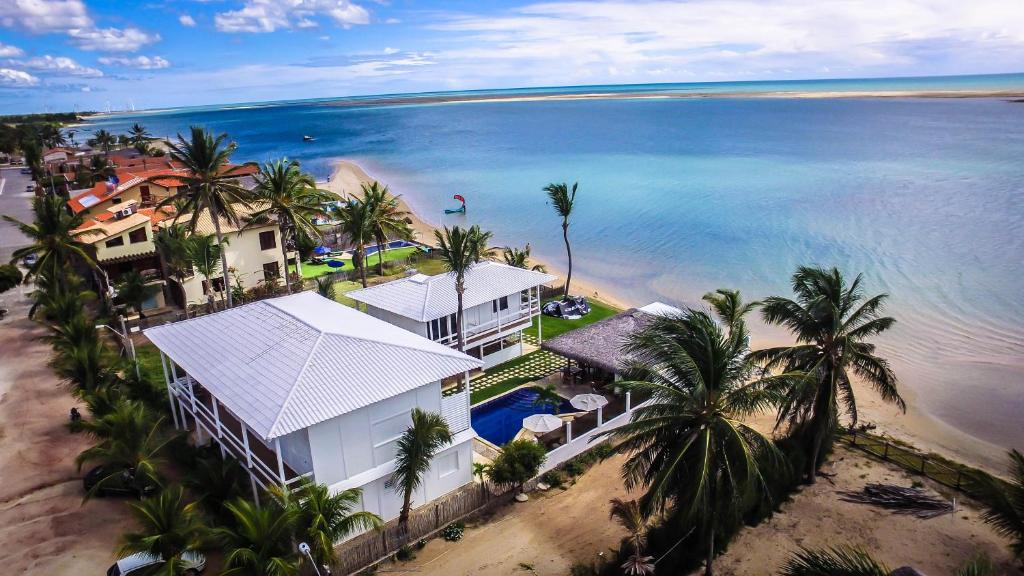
[499,296,508,311]
[105,235,124,248]
[259,230,276,250]
[128,227,148,244]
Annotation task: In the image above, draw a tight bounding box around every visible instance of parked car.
[19,167,31,174]
[26,183,35,191]
[107,551,206,576]
[22,254,37,268]
[83,465,158,498]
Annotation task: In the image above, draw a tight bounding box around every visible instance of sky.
[0,0,1022,113]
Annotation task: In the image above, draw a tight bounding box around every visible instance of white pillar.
[274,437,286,484]
[249,474,260,503]
[160,351,179,429]
[212,398,223,438]
[566,420,572,443]
[537,285,543,345]
[242,425,254,468]
[625,391,631,412]
[186,374,198,413]
[598,405,604,427]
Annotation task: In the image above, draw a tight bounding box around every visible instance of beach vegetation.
[751,266,905,483]
[502,243,546,272]
[119,486,208,576]
[216,498,302,576]
[702,288,760,336]
[3,194,98,281]
[183,233,226,310]
[273,480,382,567]
[543,181,577,297]
[433,224,493,352]
[92,128,116,155]
[129,123,150,147]
[361,181,414,277]
[153,126,254,308]
[609,498,654,575]
[0,263,22,293]
[115,270,161,318]
[334,195,375,288]
[387,408,453,525]
[968,449,1024,566]
[488,439,546,495]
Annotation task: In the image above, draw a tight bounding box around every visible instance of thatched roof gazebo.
[540,308,660,375]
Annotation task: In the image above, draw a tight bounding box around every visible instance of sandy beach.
[324,158,1011,475]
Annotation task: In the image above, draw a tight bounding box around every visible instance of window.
[105,235,124,248]
[204,277,225,293]
[492,296,510,313]
[139,185,151,203]
[259,230,276,250]
[263,261,280,280]
[128,227,148,244]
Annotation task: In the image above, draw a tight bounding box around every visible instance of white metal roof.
[145,292,482,440]
[347,261,556,322]
[638,301,683,317]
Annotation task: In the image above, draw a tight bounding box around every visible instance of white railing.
[434,301,540,347]
[440,389,471,433]
[537,398,652,475]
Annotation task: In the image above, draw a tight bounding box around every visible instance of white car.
[106,550,206,576]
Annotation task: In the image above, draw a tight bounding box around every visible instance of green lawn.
[523,297,622,341]
[300,246,421,279]
[134,342,165,383]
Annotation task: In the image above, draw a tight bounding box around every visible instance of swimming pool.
[471,388,573,447]
[364,240,423,255]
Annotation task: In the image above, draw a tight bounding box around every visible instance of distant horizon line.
[79,70,1024,118]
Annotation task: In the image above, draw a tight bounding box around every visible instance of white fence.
[537,398,651,474]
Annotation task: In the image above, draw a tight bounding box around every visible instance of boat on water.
[303,135,315,141]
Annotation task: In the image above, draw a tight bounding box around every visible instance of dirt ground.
[380,448,1016,576]
[0,311,133,575]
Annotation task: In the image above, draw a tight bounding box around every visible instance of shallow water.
[88,83,1024,452]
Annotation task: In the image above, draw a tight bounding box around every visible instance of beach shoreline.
[323,158,1010,474]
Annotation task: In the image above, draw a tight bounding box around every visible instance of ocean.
[85,74,1024,454]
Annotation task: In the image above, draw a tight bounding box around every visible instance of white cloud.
[0,42,24,57]
[215,0,369,33]
[0,68,40,87]
[383,46,399,55]
[0,0,92,33]
[12,55,103,77]
[98,55,171,69]
[179,14,197,27]
[68,27,161,52]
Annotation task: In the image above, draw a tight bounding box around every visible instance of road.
[0,166,36,319]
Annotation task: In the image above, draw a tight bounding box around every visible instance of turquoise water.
[86,75,1024,452]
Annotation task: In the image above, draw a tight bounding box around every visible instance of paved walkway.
[468,349,564,396]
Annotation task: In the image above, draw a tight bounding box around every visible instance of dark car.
[83,465,158,498]
[19,167,31,174]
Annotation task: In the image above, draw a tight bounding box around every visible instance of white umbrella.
[522,414,563,434]
[570,393,609,412]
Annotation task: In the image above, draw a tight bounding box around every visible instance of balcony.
[434,300,540,349]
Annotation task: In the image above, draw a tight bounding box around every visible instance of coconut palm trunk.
[561,220,573,298]
[279,223,292,295]
[455,277,466,352]
[209,203,233,308]
[356,244,368,288]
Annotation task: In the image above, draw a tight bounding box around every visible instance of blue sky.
[1,0,1022,113]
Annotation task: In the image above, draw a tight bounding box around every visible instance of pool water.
[471,388,573,447]
[364,240,420,255]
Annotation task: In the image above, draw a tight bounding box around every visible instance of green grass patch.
[470,376,535,404]
[134,342,165,382]
[523,298,622,341]
[300,246,420,279]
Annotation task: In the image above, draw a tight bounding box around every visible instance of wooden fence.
[841,430,978,492]
[334,482,516,575]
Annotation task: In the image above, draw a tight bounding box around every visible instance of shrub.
[540,470,564,489]
[489,439,546,492]
[442,521,465,542]
[562,460,585,477]
[395,544,416,561]
[592,442,615,460]
[570,562,598,576]
[0,264,22,293]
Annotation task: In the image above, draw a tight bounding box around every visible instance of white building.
[145,292,482,521]
[348,261,556,369]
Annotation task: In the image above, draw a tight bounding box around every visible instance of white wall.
[482,339,522,369]
[364,307,427,337]
[177,223,287,306]
[279,428,313,475]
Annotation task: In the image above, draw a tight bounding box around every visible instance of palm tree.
[781,546,995,576]
[247,159,337,294]
[116,270,160,318]
[184,233,226,310]
[433,225,492,352]
[155,224,195,308]
[217,498,301,576]
[93,129,115,155]
[50,329,118,394]
[120,486,207,576]
[183,454,247,522]
[543,182,578,298]
[154,126,253,308]
[314,276,336,301]
[76,399,175,497]
[502,243,546,272]
[751,266,905,483]
[334,198,373,288]
[387,408,452,526]
[609,498,654,575]
[969,449,1024,566]
[3,194,98,281]
[702,288,760,335]
[289,481,382,567]
[604,310,791,576]
[129,123,150,147]
[361,181,413,277]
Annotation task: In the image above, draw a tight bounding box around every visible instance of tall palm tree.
[76,399,175,497]
[314,276,336,301]
[184,454,247,523]
[361,181,413,276]
[289,480,382,567]
[334,198,373,288]
[543,182,578,298]
[247,159,337,294]
[387,408,452,526]
[120,486,207,576]
[184,233,226,310]
[129,123,150,147]
[502,243,546,272]
[116,270,160,318]
[155,224,195,308]
[609,498,654,576]
[751,266,905,483]
[93,129,115,155]
[217,498,301,576]
[153,126,253,308]
[702,288,760,335]
[433,225,485,352]
[969,449,1024,566]
[50,328,118,394]
[3,194,98,281]
[782,546,995,576]
[604,310,792,576]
